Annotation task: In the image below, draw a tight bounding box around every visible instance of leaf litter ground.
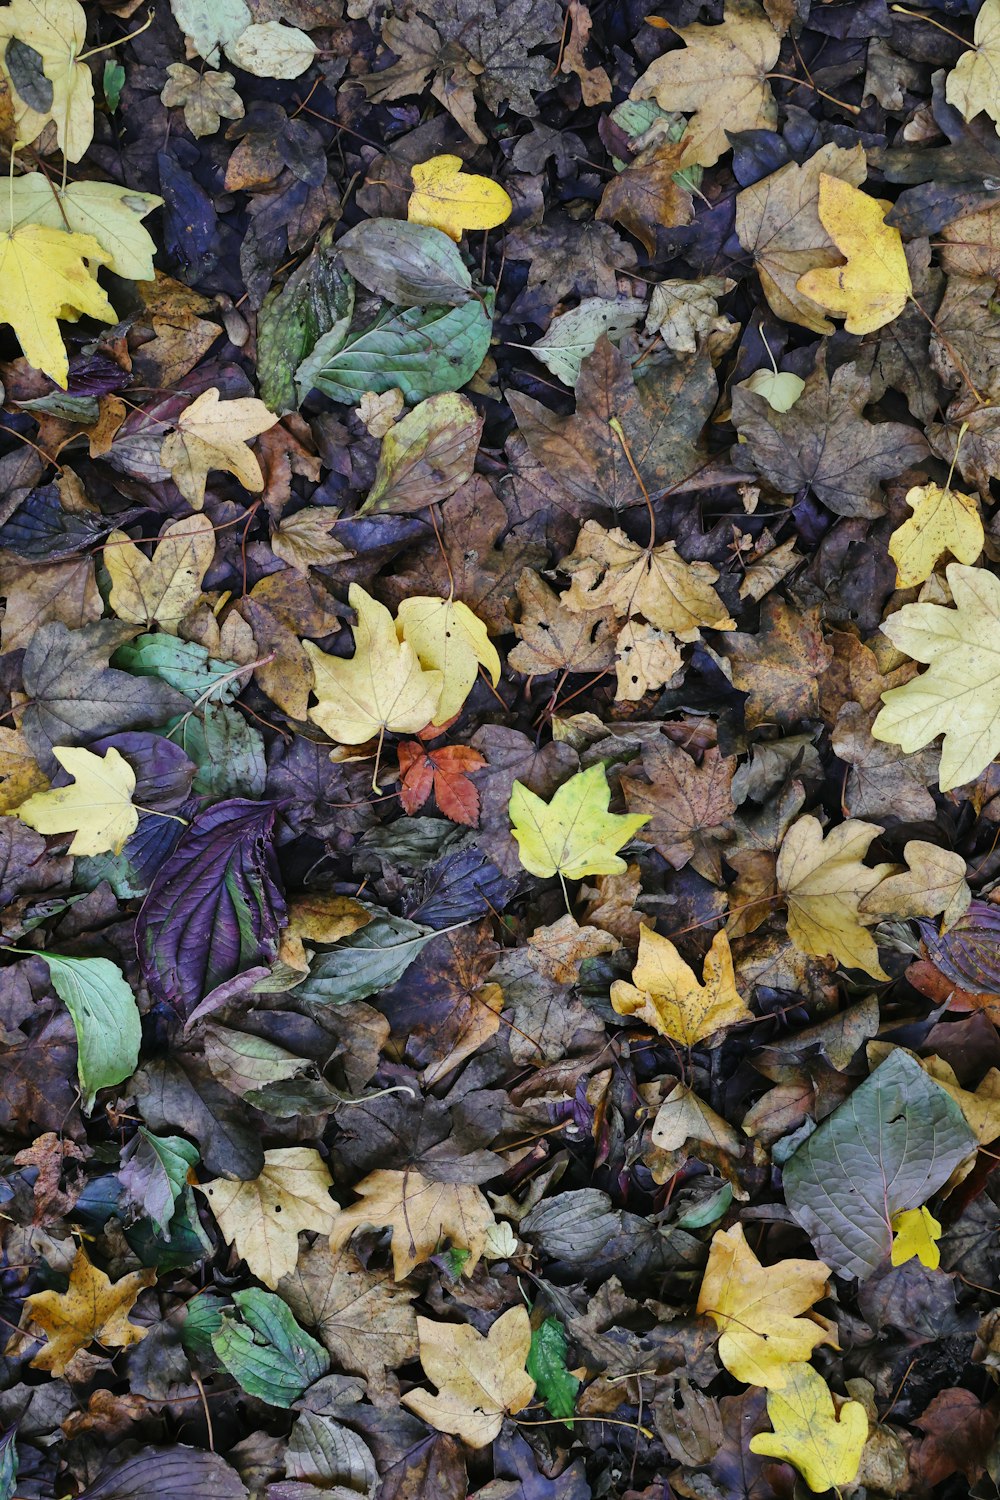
[5,1,1000,1497]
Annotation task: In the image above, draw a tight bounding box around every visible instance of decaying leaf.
[200,1147,338,1289]
[15,1247,154,1375]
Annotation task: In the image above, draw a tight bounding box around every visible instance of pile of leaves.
[9,0,1000,1495]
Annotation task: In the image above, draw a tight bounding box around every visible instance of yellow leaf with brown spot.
[18,1247,154,1375]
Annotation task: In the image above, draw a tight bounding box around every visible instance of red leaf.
[397,743,486,826]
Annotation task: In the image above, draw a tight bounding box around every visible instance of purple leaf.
[137,800,286,1015]
[78,1445,247,1500]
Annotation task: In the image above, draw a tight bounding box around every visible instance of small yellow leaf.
[742,368,805,412]
[611,925,752,1047]
[17,1246,154,1376]
[15,745,137,856]
[161,386,278,510]
[199,1147,338,1289]
[402,1308,535,1449]
[890,1206,942,1269]
[304,583,443,745]
[105,514,216,632]
[396,595,500,724]
[509,763,649,881]
[889,482,983,589]
[696,1224,833,1389]
[0,223,115,388]
[946,0,1000,131]
[407,154,512,241]
[749,1362,868,1493]
[796,175,912,334]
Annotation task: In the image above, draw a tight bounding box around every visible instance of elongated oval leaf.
[783,1049,976,1278]
[34,951,141,1112]
[137,800,286,1015]
[293,912,438,1005]
[212,1288,328,1407]
[337,219,473,306]
[77,1445,248,1500]
[305,294,494,407]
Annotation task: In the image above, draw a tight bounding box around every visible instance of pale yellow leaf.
[15,745,137,856]
[402,1308,535,1448]
[199,1147,338,1289]
[105,514,215,632]
[161,386,278,509]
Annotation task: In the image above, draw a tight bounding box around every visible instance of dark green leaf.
[212,1288,329,1407]
[258,227,354,413]
[337,219,474,307]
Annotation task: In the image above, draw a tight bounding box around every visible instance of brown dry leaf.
[735,143,868,332]
[199,1147,338,1289]
[831,701,940,821]
[15,1247,154,1376]
[562,520,734,637]
[278,1241,418,1396]
[777,815,893,978]
[328,1169,497,1279]
[611,925,753,1046]
[597,139,694,255]
[402,1308,535,1449]
[526,915,620,983]
[859,841,971,929]
[242,567,343,721]
[722,598,833,729]
[560,0,612,104]
[621,738,737,883]
[0,726,48,811]
[645,276,737,358]
[940,204,1000,281]
[0,555,102,651]
[131,273,220,387]
[579,863,644,944]
[508,569,617,676]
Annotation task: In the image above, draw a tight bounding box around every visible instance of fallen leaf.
[270,505,353,572]
[596,138,694,254]
[396,594,500,723]
[0,224,115,388]
[748,1362,868,1492]
[560,0,612,104]
[305,584,443,746]
[507,568,617,677]
[620,738,737,882]
[611,925,752,1046]
[696,1224,833,1388]
[735,143,868,332]
[398,741,486,825]
[161,64,244,137]
[946,0,1000,132]
[873,563,1000,790]
[15,745,137,856]
[362,393,483,515]
[651,1082,744,1156]
[104,515,215,633]
[777,815,893,978]
[402,1308,535,1448]
[630,1,780,168]
[17,1246,154,1375]
[199,1147,338,1289]
[562,520,734,637]
[0,174,162,280]
[0,726,48,811]
[407,153,512,240]
[509,762,649,880]
[722,597,832,728]
[0,0,93,160]
[328,1168,496,1279]
[889,480,983,588]
[797,176,913,334]
[860,840,971,929]
[613,620,683,700]
[891,1205,942,1269]
[160,387,279,509]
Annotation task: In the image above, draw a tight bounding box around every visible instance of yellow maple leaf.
[0,0,93,161]
[697,1225,834,1389]
[889,481,983,589]
[749,1362,868,1493]
[17,1246,154,1375]
[859,840,971,930]
[630,1,780,168]
[562,521,735,639]
[891,1206,942,1269]
[160,386,278,509]
[776,815,893,979]
[796,175,912,334]
[304,583,443,746]
[0,222,115,388]
[947,0,1000,131]
[396,595,501,724]
[328,1168,496,1279]
[509,763,649,881]
[15,745,137,856]
[0,174,162,280]
[407,154,512,241]
[105,514,216,632]
[872,563,1000,790]
[611,925,752,1046]
[199,1147,338,1289]
[402,1308,535,1449]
